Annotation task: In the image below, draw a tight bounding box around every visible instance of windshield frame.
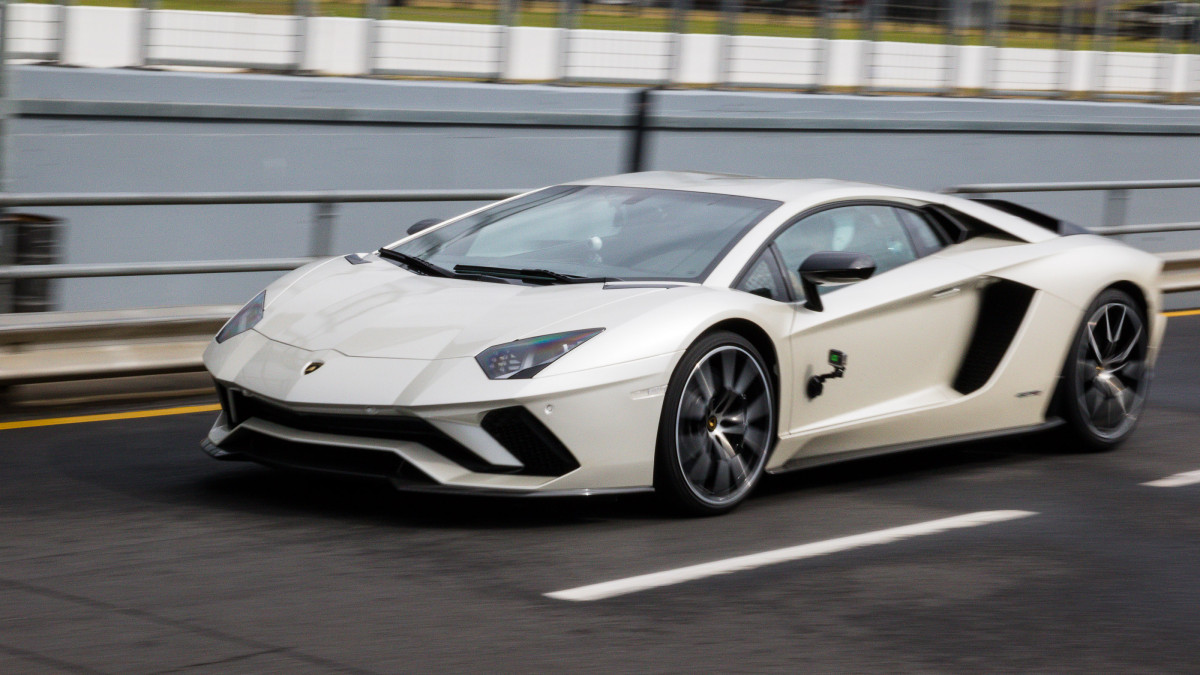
[382,185,783,285]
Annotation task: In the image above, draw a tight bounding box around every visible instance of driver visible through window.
[771,205,919,299]
[390,186,781,283]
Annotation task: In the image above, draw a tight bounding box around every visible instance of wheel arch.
[699,318,780,389]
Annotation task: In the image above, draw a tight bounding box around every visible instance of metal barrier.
[944,178,1200,228]
[0,188,526,282]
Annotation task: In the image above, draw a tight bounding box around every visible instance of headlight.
[475,328,604,380]
[215,290,266,343]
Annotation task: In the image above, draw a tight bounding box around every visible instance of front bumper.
[203,331,678,494]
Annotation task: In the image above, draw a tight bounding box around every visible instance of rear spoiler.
[969,198,1091,236]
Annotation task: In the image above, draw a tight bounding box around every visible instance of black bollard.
[6,214,64,313]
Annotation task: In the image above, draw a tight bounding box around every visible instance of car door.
[737,202,987,467]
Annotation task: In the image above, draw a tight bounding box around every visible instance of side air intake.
[953,280,1037,395]
[481,407,581,477]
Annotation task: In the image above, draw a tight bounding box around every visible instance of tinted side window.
[773,205,918,297]
[894,207,947,254]
[735,251,788,301]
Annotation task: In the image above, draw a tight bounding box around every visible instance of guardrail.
[2,181,1200,392]
[944,179,1200,229]
[0,189,528,282]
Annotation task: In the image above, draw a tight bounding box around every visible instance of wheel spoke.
[732,359,756,396]
[687,448,713,485]
[728,454,749,487]
[1086,323,1105,363]
[711,460,732,495]
[1106,304,1126,345]
[1113,324,1143,364]
[712,429,738,460]
[720,350,737,390]
[693,363,716,400]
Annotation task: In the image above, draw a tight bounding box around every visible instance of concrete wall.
[8,66,1200,311]
[9,3,1200,94]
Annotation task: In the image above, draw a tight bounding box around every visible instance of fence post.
[858,0,877,93]
[1055,0,1077,97]
[292,0,313,74]
[816,0,833,92]
[310,202,337,257]
[1089,0,1112,98]
[1102,189,1129,228]
[1193,14,1200,103]
[494,0,519,82]
[665,0,689,85]
[1157,0,1176,101]
[714,0,739,87]
[943,0,961,95]
[981,0,1000,94]
[56,0,72,65]
[137,0,157,67]
[556,0,579,82]
[363,0,380,76]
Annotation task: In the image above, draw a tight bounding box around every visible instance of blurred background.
[0,0,1199,402]
[3,5,1200,673]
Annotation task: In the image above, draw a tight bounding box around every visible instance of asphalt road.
[4,317,1200,673]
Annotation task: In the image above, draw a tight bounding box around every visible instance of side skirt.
[767,418,1065,475]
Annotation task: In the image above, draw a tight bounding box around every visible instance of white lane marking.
[1142,469,1200,488]
[545,510,1037,602]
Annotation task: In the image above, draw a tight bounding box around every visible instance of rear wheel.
[1059,288,1151,451]
[655,331,775,516]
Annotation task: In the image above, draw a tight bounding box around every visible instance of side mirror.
[798,251,876,312]
[407,218,442,236]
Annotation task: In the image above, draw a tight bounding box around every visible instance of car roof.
[566,170,1059,244]
[567,171,884,203]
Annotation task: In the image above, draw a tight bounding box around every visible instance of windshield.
[387,186,781,283]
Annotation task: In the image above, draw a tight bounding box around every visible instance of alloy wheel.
[674,345,774,507]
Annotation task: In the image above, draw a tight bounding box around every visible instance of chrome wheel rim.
[674,345,774,506]
[1074,302,1148,440]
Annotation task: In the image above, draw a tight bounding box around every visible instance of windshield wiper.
[453,264,619,285]
[377,248,454,278]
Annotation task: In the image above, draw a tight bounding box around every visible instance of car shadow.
[193,428,1068,529]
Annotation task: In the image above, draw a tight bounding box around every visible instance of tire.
[1058,288,1151,452]
[655,331,776,516]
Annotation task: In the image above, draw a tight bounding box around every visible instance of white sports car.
[202,172,1164,514]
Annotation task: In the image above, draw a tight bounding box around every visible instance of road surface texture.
[3,316,1200,673]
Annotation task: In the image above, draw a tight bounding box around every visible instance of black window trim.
[730,198,942,302]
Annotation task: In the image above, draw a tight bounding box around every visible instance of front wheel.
[1059,288,1151,451]
[655,331,776,516]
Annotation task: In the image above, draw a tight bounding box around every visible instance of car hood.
[253,257,665,360]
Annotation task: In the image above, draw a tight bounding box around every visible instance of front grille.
[222,428,433,482]
[220,387,507,474]
[481,407,580,477]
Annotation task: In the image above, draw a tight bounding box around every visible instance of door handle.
[932,287,961,299]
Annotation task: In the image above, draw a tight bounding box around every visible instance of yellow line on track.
[1164,308,1200,318]
[0,404,220,431]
